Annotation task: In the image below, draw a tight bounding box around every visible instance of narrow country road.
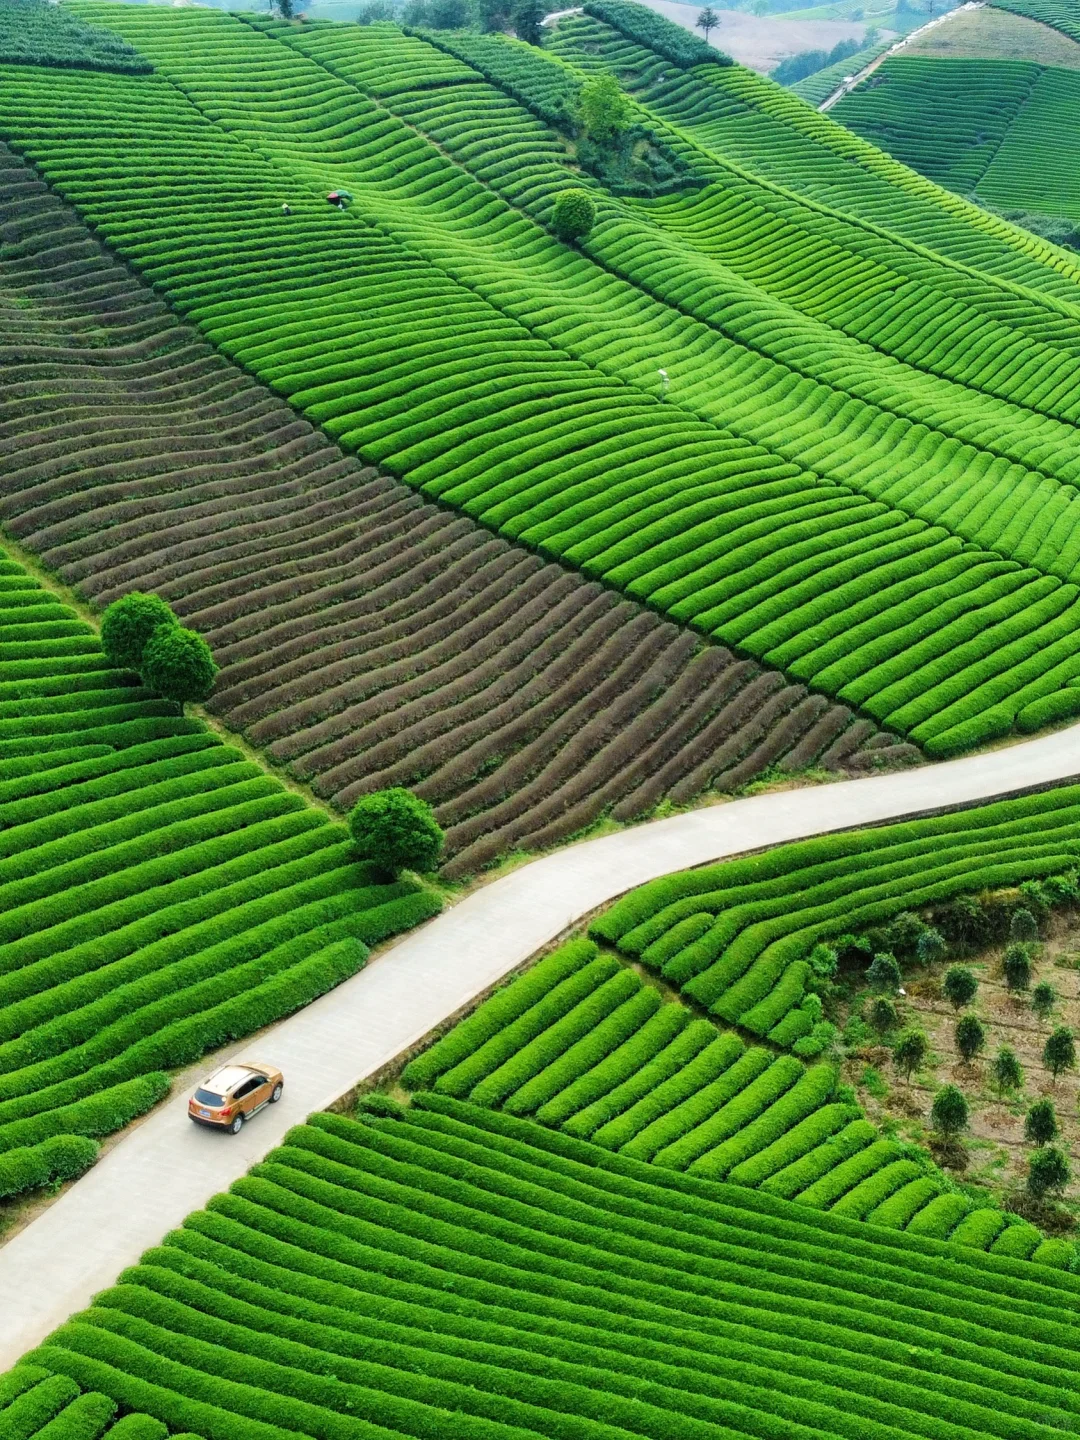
[818,2,985,110]
[2,720,1080,1366]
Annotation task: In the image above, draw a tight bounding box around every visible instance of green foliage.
[866,950,901,993]
[550,187,596,243]
[930,1084,969,1138]
[893,1027,928,1080]
[1024,1096,1058,1146]
[1043,1025,1076,1079]
[954,1013,986,1063]
[0,1134,98,1200]
[354,1092,405,1119]
[0,0,150,71]
[990,1044,1023,1096]
[916,927,947,967]
[140,625,218,706]
[511,0,543,45]
[1003,943,1033,992]
[1031,980,1057,1021]
[582,0,733,65]
[1028,1143,1071,1197]
[578,71,630,143]
[869,996,897,1032]
[348,787,445,876]
[695,7,718,41]
[772,34,863,87]
[100,592,176,672]
[1010,907,1039,942]
[943,965,977,1010]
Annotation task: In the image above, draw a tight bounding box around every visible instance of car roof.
[202,1064,262,1092]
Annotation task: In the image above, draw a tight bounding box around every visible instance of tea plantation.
[12,1102,1080,1440]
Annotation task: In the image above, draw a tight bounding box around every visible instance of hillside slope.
[1,4,1079,759]
[0,147,901,878]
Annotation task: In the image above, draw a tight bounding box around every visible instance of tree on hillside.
[916,926,947,968]
[955,1014,986,1065]
[349,787,445,879]
[1028,1144,1070,1199]
[101,591,176,671]
[893,1027,928,1082]
[870,996,897,1033]
[1032,980,1058,1022]
[991,1044,1023,1097]
[551,188,596,244]
[1010,907,1039,943]
[1025,1097,1059,1147]
[931,1084,969,1140]
[696,6,719,42]
[867,951,901,994]
[140,624,218,706]
[511,0,543,45]
[271,0,296,19]
[579,72,631,145]
[943,965,977,1011]
[1003,943,1032,993]
[1044,1026,1077,1083]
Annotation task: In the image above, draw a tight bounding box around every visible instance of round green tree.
[551,188,596,245]
[955,1013,986,1064]
[349,787,444,878]
[870,996,898,1033]
[1025,1097,1059,1147]
[1031,980,1057,1021]
[1009,907,1039,943]
[867,951,901,993]
[140,624,218,705]
[1003,943,1032,993]
[943,965,977,1010]
[931,1084,969,1139]
[1044,1025,1077,1082]
[1028,1144,1070,1199]
[100,591,176,671]
[991,1044,1023,1097]
[915,926,947,968]
[893,1027,928,1082]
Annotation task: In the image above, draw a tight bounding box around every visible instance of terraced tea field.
[13,1100,1080,1440]
[0,147,906,880]
[0,547,438,1196]
[2,3,1080,759]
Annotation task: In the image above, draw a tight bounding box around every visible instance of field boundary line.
[819,1,985,109]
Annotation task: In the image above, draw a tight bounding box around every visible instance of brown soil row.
[0,146,917,876]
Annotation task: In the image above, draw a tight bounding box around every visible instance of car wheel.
[229,1113,244,1134]
[270,1083,283,1103]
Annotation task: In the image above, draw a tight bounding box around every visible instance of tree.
[357,0,398,20]
[991,1044,1023,1097]
[870,996,897,1032]
[1009,907,1038,943]
[931,1084,969,1139]
[1025,1097,1059,1147]
[101,591,176,671]
[578,72,631,145]
[271,0,295,18]
[1032,980,1057,1021]
[1043,1026,1076,1082]
[1003,943,1032,993]
[140,624,218,706]
[893,1027,928,1081]
[511,0,543,45]
[915,926,946,968]
[955,1013,986,1064]
[867,951,901,993]
[943,965,977,1010]
[1028,1144,1070,1199]
[349,787,444,878]
[429,0,469,25]
[551,188,596,244]
[696,5,719,41]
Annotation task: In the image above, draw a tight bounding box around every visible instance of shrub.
[355,1093,405,1120]
[943,965,977,1010]
[1024,1097,1058,1146]
[893,1027,927,1081]
[915,927,946,967]
[1043,1026,1076,1080]
[1010,907,1039,942]
[1003,943,1032,993]
[1028,1144,1070,1198]
[348,787,444,877]
[991,1044,1023,1096]
[578,72,630,143]
[931,1084,968,1138]
[869,996,897,1032]
[955,1013,985,1064]
[866,951,901,993]
[551,188,596,244]
[1031,980,1057,1021]
[511,0,542,44]
[100,592,176,671]
[0,1134,98,1199]
[140,625,218,705]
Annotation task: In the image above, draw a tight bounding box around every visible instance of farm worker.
[282,202,291,214]
[658,367,669,397]
[326,190,353,209]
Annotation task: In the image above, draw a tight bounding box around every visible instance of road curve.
[2,720,1080,1366]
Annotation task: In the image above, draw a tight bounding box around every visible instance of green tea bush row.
[582,0,732,67]
[0,1134,98,1200]
[0,0,150,72]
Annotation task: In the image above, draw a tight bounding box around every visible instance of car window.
[194,1088,224,1106]
[234,1078,258,1098]
[252,1076,268,1087]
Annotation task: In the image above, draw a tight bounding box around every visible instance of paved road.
[2,721,1080,1367]
[818,2,984,110]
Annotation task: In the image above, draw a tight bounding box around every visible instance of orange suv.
[188,1062,283,1134]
